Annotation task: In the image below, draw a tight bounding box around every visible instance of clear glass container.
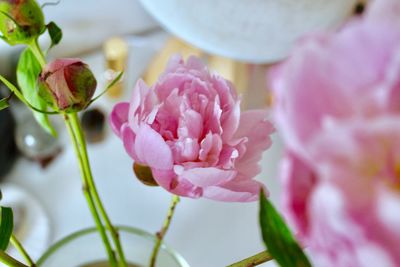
[37,226,189,267]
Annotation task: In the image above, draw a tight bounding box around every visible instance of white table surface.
[3,32,284,267]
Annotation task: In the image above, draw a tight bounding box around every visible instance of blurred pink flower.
[270,0,400,266]
[111,56,274,202]
[270,0,400,160]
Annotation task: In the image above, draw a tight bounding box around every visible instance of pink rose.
[270,0,400,266]
[111,56,274,202]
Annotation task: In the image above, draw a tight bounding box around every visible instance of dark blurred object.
[353,2,365,15]
[81,108,106,143]
[15,113,61,168]
[0,108,18,178]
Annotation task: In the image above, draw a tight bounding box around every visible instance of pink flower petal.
[221,100,241,142]
[199,133,223,165]
[203,179,265,202]
[151,169,176,192]
[169,138,200,162]
[234,110,274,177]
[128,79,156,129]
[367,0,400,24]
[134,124,173,170]
[110,102,129,137]
[169,176,203,198]
[178,109,203,139]
[280,151,317,239]
[45,58,81,73]
[180,167,236,187]
[121,124,138,160]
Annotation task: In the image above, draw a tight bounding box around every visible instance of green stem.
[27,37,125,267]
[69,113,127,267]
[28,38,46,68]
[10,235,35,267]
[150,195,180,267]
[0,250,29,267]
[64,114,118,267]
[226,251,273,267]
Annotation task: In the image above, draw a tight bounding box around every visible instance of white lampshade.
[139,0,359,63]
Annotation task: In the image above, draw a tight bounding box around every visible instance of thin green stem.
[150,195,180,267]
[64,114,118,267]
[27,36,125,267]
[69,113,127,267]
[10,235,35,267]
[226,251,273,267]
[28,38,46,68]
[0,250,29,267]
[25,34,125,267]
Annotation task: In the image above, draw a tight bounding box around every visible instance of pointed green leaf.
[0,98,9,111]
[47,21,62,49]
[0,207,13,250]
[17,48,57,136]
[88,71,123,106]
[0,75,26,103]
[0,75,59,115]
[259,190,312,267]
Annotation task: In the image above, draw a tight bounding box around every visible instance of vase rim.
[37,225,190,267]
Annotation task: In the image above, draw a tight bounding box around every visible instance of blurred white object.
[39,0,158,57]
[139,0,358,63]
[0,0,157,74]
[0,183,51,264]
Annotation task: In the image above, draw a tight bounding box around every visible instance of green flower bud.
[0,0,45,45]
[38,58,97,113]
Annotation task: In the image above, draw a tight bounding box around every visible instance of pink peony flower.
[270,0,400,266]
[111,56,274,202]
[281,119,400,267]
[270,0,400,160]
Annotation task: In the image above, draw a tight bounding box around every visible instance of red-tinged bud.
[38,58,97,113]
[0,0,45,45]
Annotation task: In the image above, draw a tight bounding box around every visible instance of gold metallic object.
[143,37,202,85]
[103,37,128,98]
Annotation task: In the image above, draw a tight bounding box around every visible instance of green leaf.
[259,190,312,267]
[17,48,57,136]
[0,207,13,250]
[0,35,9,44]
[0,75,59,115]
[47,21,62,49]
[0,98,9,111]
[0,75,26,103]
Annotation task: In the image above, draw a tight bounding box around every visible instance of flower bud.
[38,58,97,113]
[0,0,45,45]
[133,162,158,187]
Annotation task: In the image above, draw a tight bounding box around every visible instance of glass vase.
[37,226,189,267]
